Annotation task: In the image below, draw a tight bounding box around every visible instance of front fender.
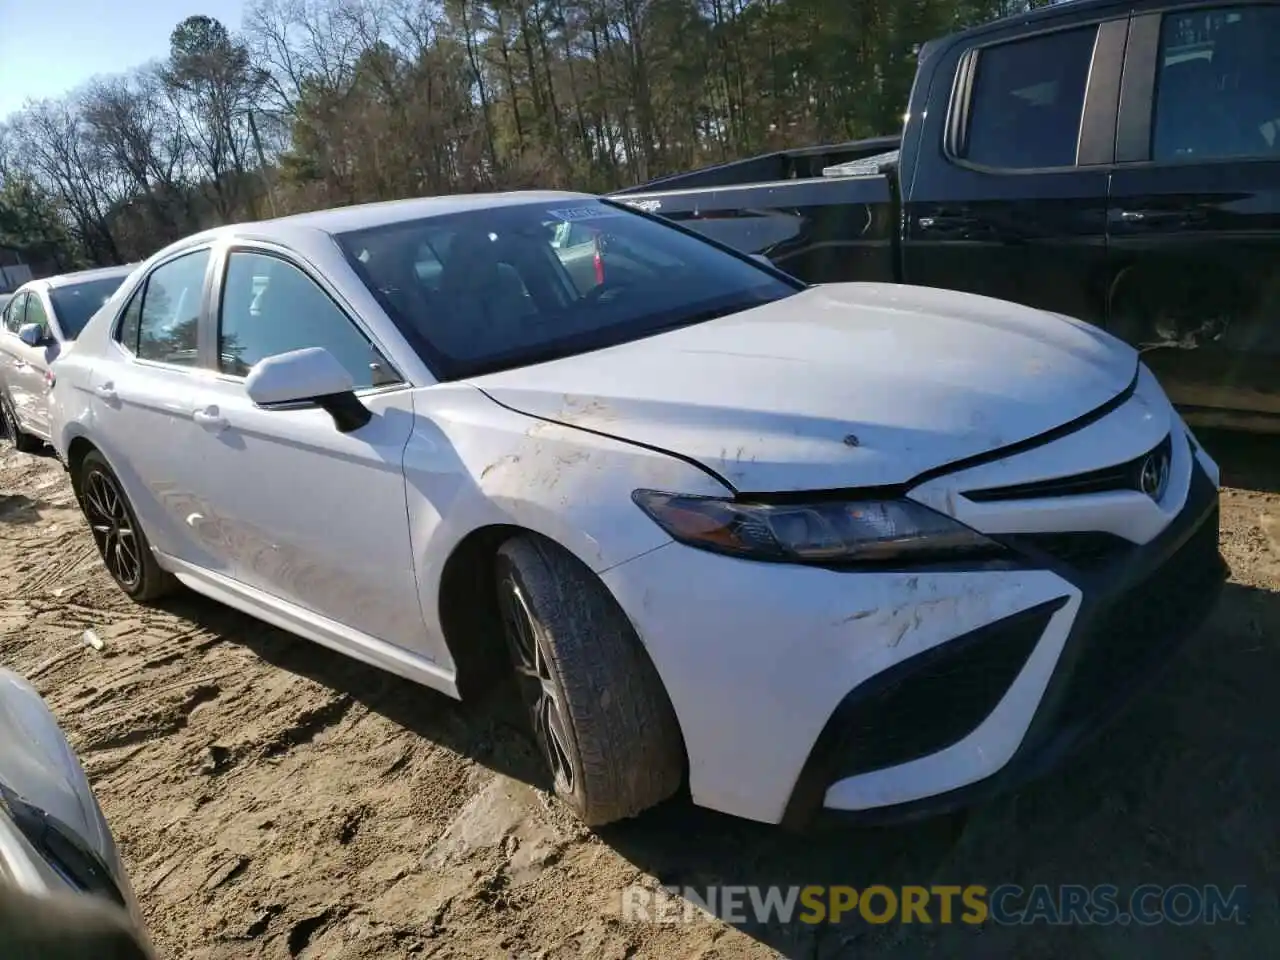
[405,385,731,661]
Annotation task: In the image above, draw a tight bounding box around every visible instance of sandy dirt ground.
[1,431,1278,959]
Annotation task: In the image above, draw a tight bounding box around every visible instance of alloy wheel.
[82,468,143,590]
[499,576,575,794]
[0,395,15,443]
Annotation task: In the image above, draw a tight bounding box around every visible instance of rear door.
[89,247,222,567]
[1107,2,1280,424]
[901,8,1129,325]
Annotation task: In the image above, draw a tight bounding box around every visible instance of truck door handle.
[93,383,118,402]
[917,213,978,232]
[1117,209,1207,225]
[192,406,228,432]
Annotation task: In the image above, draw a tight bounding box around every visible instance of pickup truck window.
[1152,5,1280,162]
[962,25,1098,170]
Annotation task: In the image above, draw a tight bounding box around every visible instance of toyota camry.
[47,192,1227,828]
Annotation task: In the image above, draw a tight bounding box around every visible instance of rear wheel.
[495,534,684,826]
[0,392,43,454]
[78,450,175,602]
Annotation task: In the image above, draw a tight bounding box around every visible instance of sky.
[0,0,249,121]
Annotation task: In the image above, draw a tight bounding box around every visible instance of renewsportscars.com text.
[621,883,1248,927]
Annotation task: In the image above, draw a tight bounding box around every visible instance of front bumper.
[602,437,1225,827]
[790,454,1225,828]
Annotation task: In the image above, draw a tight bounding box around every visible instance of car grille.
[1004,530,1135,571]
[963,432,1173,503]
[1054,507,1222,732]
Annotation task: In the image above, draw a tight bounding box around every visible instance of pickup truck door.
[899,13,1129,327]
[1106,4,1280,425]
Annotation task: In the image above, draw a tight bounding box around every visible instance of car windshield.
[48,276,128,339]
[335,199,801,379]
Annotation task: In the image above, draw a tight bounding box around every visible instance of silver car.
[0,668,150,954]
[0,265,136,452]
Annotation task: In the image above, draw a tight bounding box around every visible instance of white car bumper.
[602,392,1225,826]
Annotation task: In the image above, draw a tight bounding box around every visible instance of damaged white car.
[47,193,1227,828]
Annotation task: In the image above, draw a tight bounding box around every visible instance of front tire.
[78,449,175,602]
[0,392,43,454]
[495,534,684,826]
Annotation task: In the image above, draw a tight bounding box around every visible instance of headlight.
[632,490,1006,564]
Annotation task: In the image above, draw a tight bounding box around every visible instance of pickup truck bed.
[611,0,1280,432]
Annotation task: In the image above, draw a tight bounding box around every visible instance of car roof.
[948,0,1129,43]
[37,263,139,291]
[138,191,604,275]
[251,190,594,237]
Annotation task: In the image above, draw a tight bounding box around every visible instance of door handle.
[93,383,118,402]
[192,406,228,432]
[1117,208,1207,225]
[916,212,980,232]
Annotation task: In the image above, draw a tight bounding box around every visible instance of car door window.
[1152,6,1280,162]
[2,294,26,333]
[961,25,1099,170]
[135,250,211,366]
[23,294,49,338]
[218,251,400,388]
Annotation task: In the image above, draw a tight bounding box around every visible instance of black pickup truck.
[611,0,1280,432]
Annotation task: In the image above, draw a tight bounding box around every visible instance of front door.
[187,245,428,653]
[0,294,36,428]
[1107,3,1280,422]
[13,292,56,438]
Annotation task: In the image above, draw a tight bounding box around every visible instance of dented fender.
[403,384,730,671]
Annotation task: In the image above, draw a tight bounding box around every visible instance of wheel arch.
[435,522,688,773]
[65,434,101,499]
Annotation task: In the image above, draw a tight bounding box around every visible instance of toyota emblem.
[1138,448,1171,502]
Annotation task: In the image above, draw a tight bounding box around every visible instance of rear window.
[336,200,799,379]
[961,26,1099,170]
[49,276,128,339]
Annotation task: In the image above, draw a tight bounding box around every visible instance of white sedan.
[47,192,1227,828]
[1,265,136,452]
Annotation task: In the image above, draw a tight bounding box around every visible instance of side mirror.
[17,323,46,347]
[244,347,372,433]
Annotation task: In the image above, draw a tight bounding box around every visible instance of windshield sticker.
[623,198,662,213]
[546,205,625,222]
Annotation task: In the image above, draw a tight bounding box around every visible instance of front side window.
[49,276,128,340]
[23,294,49,336]
[337,200,800,379]
[961,26,1099,170]
[1152,6,1280,161]
[218,251,399,388]
[136,249,211,366]
[2,294,26,333]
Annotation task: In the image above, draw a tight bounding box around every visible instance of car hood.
[470,283,1138,493]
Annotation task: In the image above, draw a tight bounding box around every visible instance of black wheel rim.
[499,576,575,794]
[83,468,143,590]
[0,396,14,444]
